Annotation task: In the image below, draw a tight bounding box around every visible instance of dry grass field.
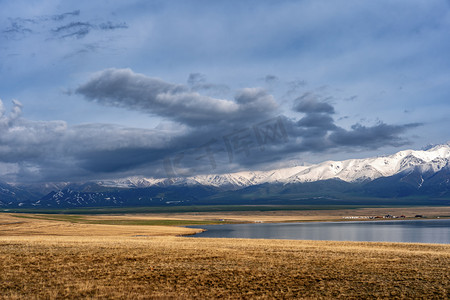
[1,210,449,299]
[0,213,203,237]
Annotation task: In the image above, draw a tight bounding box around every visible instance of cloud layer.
[76,68,277,126]
[1,1,447,183]
[0,71,421,183]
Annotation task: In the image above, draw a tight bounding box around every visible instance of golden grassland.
[0,213,202,237]
[1,210,449,299]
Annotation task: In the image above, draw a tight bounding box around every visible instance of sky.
[1,0,449,184]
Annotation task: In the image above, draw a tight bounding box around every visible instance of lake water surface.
[188,219,450,244]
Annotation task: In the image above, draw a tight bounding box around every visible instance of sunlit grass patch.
[11,214,232,226]
[0,236,449,299]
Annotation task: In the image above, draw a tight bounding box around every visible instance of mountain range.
[2,143,450,208]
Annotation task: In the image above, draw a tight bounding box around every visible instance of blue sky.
[1,0,449,183]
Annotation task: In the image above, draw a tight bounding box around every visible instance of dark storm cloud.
[329,122,422,148]
[76,68,276,126]
[297,113,336,130]
[234,88,277,113]
[64,124,174,177]
[293,92,335,114]
[0,86,421,183]
[284,118,421,154]
[257,94,422,161]
[76,147,164,173]
[0,65,422,183]
[0,99,177,182]
[0,100,67,164]
[149,107,421,176]
[0,70,422,183]
[72,69,422,177]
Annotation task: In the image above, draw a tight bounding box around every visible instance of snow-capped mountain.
[2,143,449,208]
[98,143,450,189]
[97,176,166,188]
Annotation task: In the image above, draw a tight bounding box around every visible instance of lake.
[188,219,450,244]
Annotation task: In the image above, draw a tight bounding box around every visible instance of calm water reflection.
[188,219,450,244]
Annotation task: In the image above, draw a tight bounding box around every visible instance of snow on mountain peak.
[97,143,450,189]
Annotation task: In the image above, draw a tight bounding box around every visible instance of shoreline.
[183,218,450,244]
